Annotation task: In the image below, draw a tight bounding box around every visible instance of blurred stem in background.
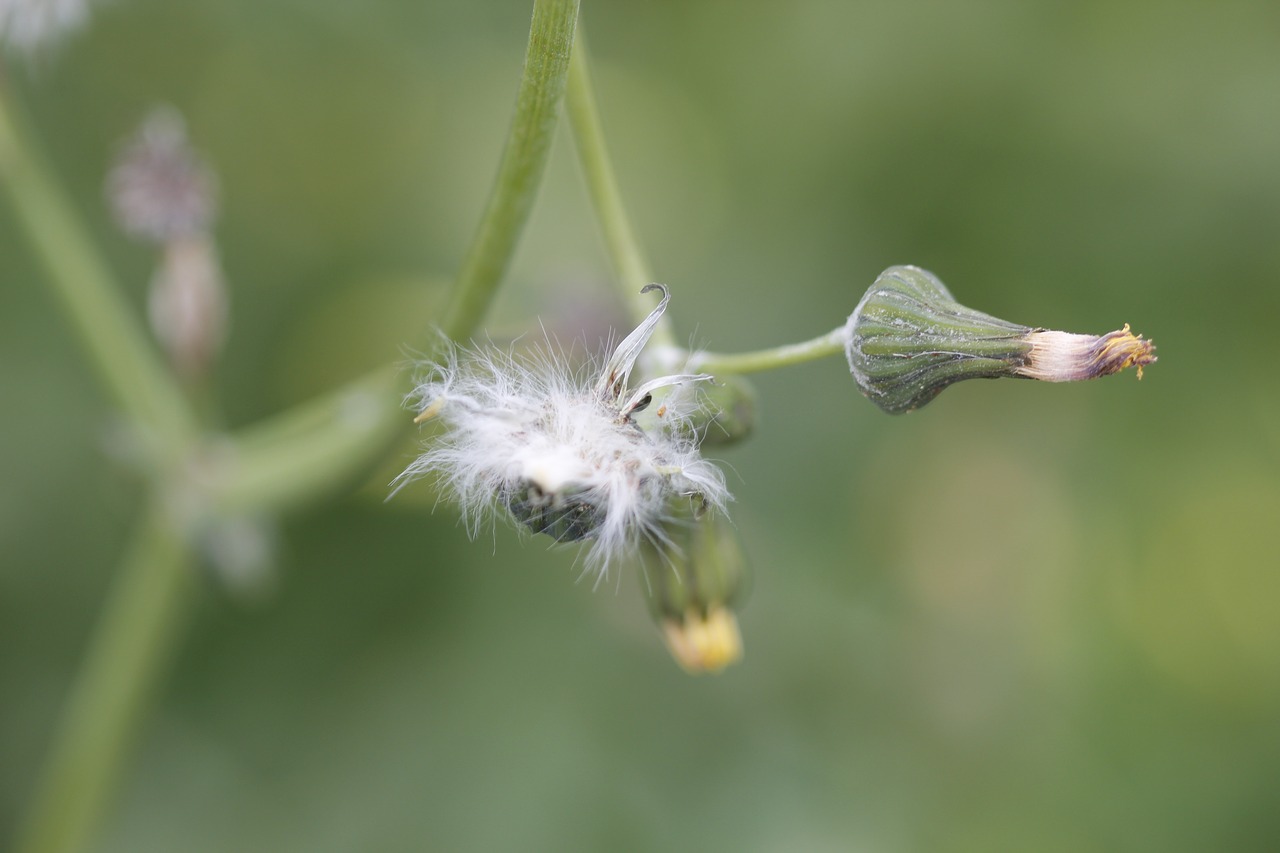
[1,62,204,853]
[13,501,194,853]
[2,0,580,848]
[0,73,198,469]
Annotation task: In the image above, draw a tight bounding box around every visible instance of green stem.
[689,326,847,375]
[440,0,582,341]
[565,31,677,349]
[210,365,403,515]
[0,74,199,466]
[14,500,194,853]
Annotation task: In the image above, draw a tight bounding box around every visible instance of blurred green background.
[4,0,1280,850]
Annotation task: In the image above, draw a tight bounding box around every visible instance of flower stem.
[565,31,678,350]
[440,0,582,342]
[14,500,194,853]
[688,326,847,375]
[211,365,404,516]
[0,73,199,466]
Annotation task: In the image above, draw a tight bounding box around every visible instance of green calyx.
[845,265,1032,414]
[639,496,747,674]
[640,497,746,622]
[674,373,757,448]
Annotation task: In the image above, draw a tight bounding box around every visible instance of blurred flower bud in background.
[107,106,227,381]
[198,514,279,601]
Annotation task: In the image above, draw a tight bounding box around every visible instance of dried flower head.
[394,285,730,579]
[0,0,92,56]
[106,106,218,243]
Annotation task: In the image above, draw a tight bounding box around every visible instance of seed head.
[394,285,731,580]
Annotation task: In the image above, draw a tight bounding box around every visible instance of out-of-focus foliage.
[3,1,1279,850]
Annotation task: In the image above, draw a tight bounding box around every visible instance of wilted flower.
[0,0,92,56]
[394,285,731,579]
[845,265,1157,414]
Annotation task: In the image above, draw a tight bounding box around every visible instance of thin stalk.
[14,500,195,853]
[440,0,582,341]
[565,32,677,349]
[0,75,199,465]
[211,365,403,516]
[689,326,847,375]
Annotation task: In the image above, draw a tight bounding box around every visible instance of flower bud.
[147,236,227,380]
[845,265,1156,414]
[688,373,757,447]
[640,497,747,674]
[107,107,217,244]
[107,107,229,380]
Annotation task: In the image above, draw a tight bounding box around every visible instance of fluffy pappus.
[392,285,730,579]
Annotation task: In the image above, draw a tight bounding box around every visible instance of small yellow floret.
[1095,323,1157,379]
[662,606,743,674]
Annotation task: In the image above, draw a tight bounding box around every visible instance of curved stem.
[211,365,403,516]
[440,0,582,341]
[688,326,847,375]
[0,74,199,466]
[565,31,677,349]
[212,0,582,512]
[14,500,194,853]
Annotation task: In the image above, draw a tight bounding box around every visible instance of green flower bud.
[639,496,747,674]
[672,373,757,447]
[699,373,756,446]
[845,265,1156,414]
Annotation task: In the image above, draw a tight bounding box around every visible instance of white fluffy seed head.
[393,287,730,579]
